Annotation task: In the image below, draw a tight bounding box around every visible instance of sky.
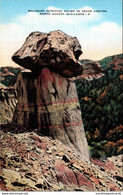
[0,0,122,67]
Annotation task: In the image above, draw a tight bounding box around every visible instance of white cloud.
[90,22,121,40]
[79,22,122,60]
[0,23,28,67]
[0,23,27,42]
[0,6,122,67]
[89,22,121,48]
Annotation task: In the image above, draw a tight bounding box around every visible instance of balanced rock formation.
[12,30,102,161]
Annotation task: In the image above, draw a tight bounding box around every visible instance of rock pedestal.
[14,68,90,160]
[12,30,91,161]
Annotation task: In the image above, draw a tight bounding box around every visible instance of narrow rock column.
[36,68,90,160]
[14,68,90,161]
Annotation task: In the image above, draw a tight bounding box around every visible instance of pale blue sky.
[0,0,122,67]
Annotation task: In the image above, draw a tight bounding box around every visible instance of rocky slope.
[0,126,122,191]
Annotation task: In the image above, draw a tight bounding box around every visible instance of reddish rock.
[74,171,94,190]
[104,161,118,173]
[36,142,47,150]
[108,183,119,191]
[91,158,104,166]
[90,176,100,185]
[29,135,42,143]
[0,178,8,191]
[55,161,94,190]
[0,158,5,174]
[55,161,78,186]
[91,158,118,175]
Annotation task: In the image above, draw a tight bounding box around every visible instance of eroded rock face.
[13,68,90,160]
[12,30,83,77]
[0,88,17,124]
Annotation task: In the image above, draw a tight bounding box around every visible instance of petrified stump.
[12,30,92,161]
[13,68,90,160]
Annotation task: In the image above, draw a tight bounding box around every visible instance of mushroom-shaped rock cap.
[12,30,83,77]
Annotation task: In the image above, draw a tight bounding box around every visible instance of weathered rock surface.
[0,88,17,124]
[13,68,90,160]
[0,129,122,191]
[12,30,83,77]
[12,30,94,161]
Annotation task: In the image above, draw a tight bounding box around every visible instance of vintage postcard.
[0,0,123,194]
